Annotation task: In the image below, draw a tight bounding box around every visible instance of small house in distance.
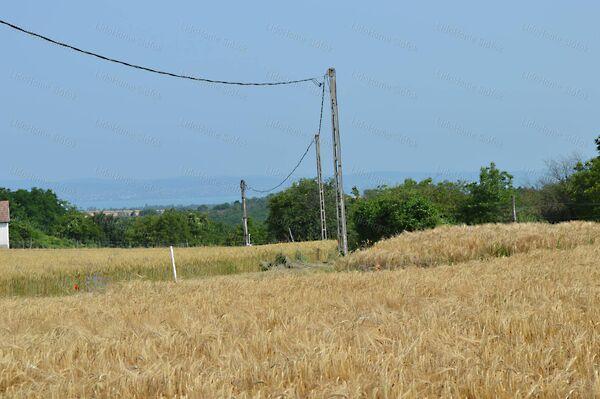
[0,201,9,249]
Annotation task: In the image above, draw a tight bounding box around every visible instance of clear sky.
[1,1,598,186]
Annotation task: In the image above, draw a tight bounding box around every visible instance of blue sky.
[1,1,598,188]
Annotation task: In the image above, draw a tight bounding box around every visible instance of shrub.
[352,193,440,246]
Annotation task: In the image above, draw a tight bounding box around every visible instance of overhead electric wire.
[0,17,328,195]
[0,18,322,87]
[247,77,327,194]
[317,73,326,136]
[247,138,316,194]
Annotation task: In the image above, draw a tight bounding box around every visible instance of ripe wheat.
[338,221,600,270]
[0,241,337,297]
[0,244,598,397]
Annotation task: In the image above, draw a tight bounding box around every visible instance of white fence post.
[170,245,178,282]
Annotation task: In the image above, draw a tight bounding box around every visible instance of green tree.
[125,210,190,246]
[461,163,514,224]
[90,213,128,246]
[0,187,70,233]
[352,192,440,246]
[186,212,232,245]
[226,218,269,246]
[364,178,468,224]
[9,219,74,248]
[537,156,581,222]
[266,179,337,242]
[538,138,600,222]
[123,209,234,247]
[148,210,190,246]
[55,211,104,244]
[564,137,600,220]
[125,215,156,247]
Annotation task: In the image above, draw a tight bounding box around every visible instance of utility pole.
[512,194,517,223]
[315,133,328,240]
[240,180,250,246]
[328,67,348,256]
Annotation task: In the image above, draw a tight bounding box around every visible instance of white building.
[0,201,9,249]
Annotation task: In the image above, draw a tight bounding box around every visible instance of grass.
[0,241,338,297]
[338,221,600,270]
[1,243,599,397]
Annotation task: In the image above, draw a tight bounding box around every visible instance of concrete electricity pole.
[328,67,348,255]
[240,180,251,246]
[512,194,517,223]
[315,133,328,240]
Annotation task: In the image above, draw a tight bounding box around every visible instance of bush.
[352,193,440,246]
[460,163,514,224]
[266,179,337,242]
[10,219,74,248]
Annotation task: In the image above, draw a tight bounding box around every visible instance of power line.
[247,137,316,194]
[1,18,329,195]
[317,74,326,136]
[247,75,327,194]
[315,76,328,240]
[0,18,322,87]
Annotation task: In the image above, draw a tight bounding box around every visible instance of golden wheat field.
[0,241,337,297]
[338,221,600,271]
[1,222,599,398]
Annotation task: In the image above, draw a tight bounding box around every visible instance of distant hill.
[204,196,269,226]
[145,196,269,227]
[0,170,542,210]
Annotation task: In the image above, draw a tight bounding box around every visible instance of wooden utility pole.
[328,67,348,255]
[512,194,517,223]
[240,180,250,246]
[315,133,328,240]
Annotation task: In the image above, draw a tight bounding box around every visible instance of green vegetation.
[344,138,598,247]
[199,197,269,226]
[0,189,271,248]
[266,179,337,242]
[2,136,598,249]
[461,162,515,224]
[352,193,440,246]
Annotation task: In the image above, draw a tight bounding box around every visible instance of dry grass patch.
[1,244,599,397]
[338,221,600,270]
[0,241,337,297]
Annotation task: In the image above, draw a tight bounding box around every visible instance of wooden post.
[328,67,348,256]
[240,180,250,246]
[169,246,178,282]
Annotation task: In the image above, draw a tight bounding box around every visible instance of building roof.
[0,201,9,223]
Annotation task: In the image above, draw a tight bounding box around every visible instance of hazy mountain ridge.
[0,170,542,209]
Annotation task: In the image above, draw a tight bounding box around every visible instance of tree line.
[2,136,598,249]
[265,136,600,248]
